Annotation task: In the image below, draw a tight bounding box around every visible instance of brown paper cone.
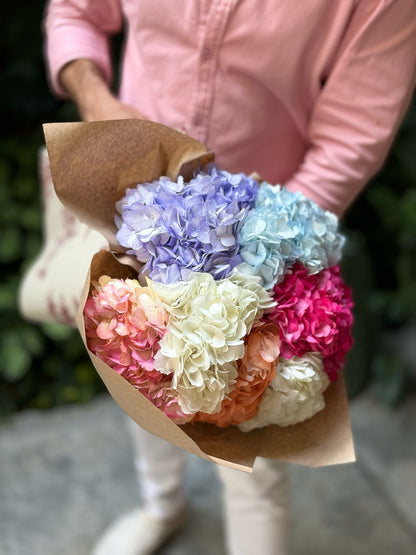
[43,120,214,250]
[78,251,355,472]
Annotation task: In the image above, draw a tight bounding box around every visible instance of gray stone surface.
[351,394,416,532]
[1,392,415,555]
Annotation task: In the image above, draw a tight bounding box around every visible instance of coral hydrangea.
[238,353,329,430]
[264,264,353,380]
[195,323,280,427]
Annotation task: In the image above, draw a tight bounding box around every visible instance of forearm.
[284,0,416,218]
[59,58,146,122]
[59,59,114,121]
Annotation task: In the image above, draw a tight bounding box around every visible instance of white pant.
[127,420,288,555]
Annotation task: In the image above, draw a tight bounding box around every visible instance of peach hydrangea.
[238,352,330,430]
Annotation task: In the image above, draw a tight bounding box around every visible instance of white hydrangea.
[238,352,330,431]
[151,272,271,414]
[228,268,276,324]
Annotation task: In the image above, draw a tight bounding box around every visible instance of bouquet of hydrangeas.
[84,166,352,430]
[44,120,355,470]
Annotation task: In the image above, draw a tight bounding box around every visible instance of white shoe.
[91,506,189,555]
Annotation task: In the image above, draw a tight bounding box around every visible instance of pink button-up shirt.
[45,0,416,216]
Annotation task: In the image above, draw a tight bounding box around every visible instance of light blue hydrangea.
[237,183,344,289]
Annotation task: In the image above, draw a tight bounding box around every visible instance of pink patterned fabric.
[18,148,107,326]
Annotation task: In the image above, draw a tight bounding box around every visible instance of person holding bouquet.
[42,1,416,554]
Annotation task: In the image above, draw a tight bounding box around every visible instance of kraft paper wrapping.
[44,120,355,472]
[44,120,214,250]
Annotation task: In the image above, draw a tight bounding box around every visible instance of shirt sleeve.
[284,0,416,217]
[43,0,123,97]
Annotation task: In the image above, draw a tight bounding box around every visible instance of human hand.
[80,94,147,122]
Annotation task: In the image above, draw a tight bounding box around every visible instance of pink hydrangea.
[84,276,193,423]
[264,264,353,380]
[122,368,193,424]
[84,276,168,375]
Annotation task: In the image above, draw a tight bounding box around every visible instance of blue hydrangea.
[237,183,345,289]
[115,166,258,282]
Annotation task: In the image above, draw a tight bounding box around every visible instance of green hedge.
[0,135,105,416]
[342,102,416,401]
[1,2,415,415]
[0,2,104,415]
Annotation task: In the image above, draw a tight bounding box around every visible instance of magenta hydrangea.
[263,264,353,380]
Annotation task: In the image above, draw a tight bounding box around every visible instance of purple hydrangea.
[115,166,258,282]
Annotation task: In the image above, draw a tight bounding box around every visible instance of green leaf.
[20,325,44,356]
[367,184,400,231]
[30,391,53,410]
[0,333,32,382]
[61,386,82,403]
[0,205,21,226]
[0,279,17,311]
[0,160,11,183]
[20,206,42,230]
[14,176,39,202]
[23,234,42,261]
[0,227,21,262]
[75,362,97,385]
[41,322,76,341]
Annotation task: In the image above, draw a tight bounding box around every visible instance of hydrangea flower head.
[264,264,354,380]
[195,323,280,427]
[84,275,168,374]
[122,367,194,424]
[115,166,258,283]
[150,271,274,414]
[239,353,329,430]
[237,183,345,289]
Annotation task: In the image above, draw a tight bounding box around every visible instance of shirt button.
[201,46,212,61]
[193,112,203,126]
